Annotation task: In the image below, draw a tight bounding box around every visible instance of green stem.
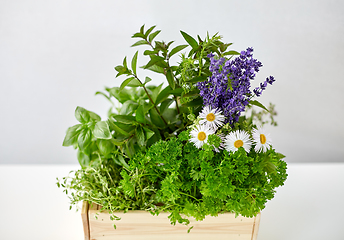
[132,74,169,126]
[146,39,180,115]
[179,191,200,202]
[166,59,181,115]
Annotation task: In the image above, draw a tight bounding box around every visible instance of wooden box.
[81,201,260,240]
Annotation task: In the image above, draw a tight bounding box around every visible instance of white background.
[1,0,344,164]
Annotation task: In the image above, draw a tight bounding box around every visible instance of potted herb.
[59,25,287,240]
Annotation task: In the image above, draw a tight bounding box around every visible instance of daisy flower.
[199,105,225,130]
[252,126,272,152]
[189,124,215,149]
[224,130,252,153]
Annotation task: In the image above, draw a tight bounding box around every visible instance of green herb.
[58,25,287,228]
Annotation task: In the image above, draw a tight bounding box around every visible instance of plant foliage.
[59,25,287,227]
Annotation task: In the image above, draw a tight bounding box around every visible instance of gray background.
[1,0,343,164]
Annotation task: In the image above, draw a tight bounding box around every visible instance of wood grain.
[81,201,90,240]
[251,211,261,240]
[86,203,261,240]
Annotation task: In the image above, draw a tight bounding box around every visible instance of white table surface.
[0,163,343,240]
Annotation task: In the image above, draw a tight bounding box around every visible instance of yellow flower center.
[206,113,215,122]
[234,140,243,148]
[260,134,266,144]
[197,132,207,141]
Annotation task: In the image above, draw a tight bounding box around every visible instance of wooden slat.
[251,212,261,240]
[87,207,261,240]
[81,201,90,240]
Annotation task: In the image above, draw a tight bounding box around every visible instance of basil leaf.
[93,121,111,139]
[62,124,83,146]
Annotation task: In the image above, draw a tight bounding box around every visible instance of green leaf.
[266,162,277,174]
[146,127,161,146]
[111,139,125,146]
[119,100,138,115]
[123,56,128,69]
[115,122,136,134]
[275,153,286,159]
[127,79,142,87]
[112,122,131,136]
[169,88,183,96]
[160,99,174,113]
[124,138,135,158]
[77,150,90,167]
[145,25,156,38]
[219,43,232,52]
[144,56,165,69]
[187,226,194,233]
[143,127,155,140]
[112,115,136,124]
[186,75,208,83]
[118,155,130,169]
[182,96,203,107]
[62,124,83,146]
[75,107,90,124]
[180,31,198,50]
[93,121,111,139]
[114,65,125,72]
[149,83,163,103]
[144,76,152,85]
[75,107,100,124]
[136,126,145,147]
[166,69,175,89]
[148,30,161,42]
[132,32,145,38]
[88,111,101,122]
[149,108,165,128]
[78,128,92,151]
[131,51,138,75]
[223,50,240,56]
[249,100,269,112]
[166,41,174,50]
[182,89,200,98]
[162,108,177,124]
[120,77,141,90]
[131,40,149,47]
[95,91,112,103]
[140,24,145,34]
[155,59,169,68]
[155,86,172,105]
[97,139,113,156]
[143,64,165,74]
[114,65,130,77]
[107,87,132,103]
[143,50,158,56]
[169,44,188,57]
[135,105,145,124]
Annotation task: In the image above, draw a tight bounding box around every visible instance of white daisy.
[252,126,272,152]
[199,105,225,130]
[224,130,252,153]
[189,124,215,149]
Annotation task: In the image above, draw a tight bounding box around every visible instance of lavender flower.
[198,47,270,125]
[253,76,275,97]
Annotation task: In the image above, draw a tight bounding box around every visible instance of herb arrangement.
[59,25,287,227]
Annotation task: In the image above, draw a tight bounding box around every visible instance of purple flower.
[266,76,275,85]
[253,76,276,97]
[197,48,274,125]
